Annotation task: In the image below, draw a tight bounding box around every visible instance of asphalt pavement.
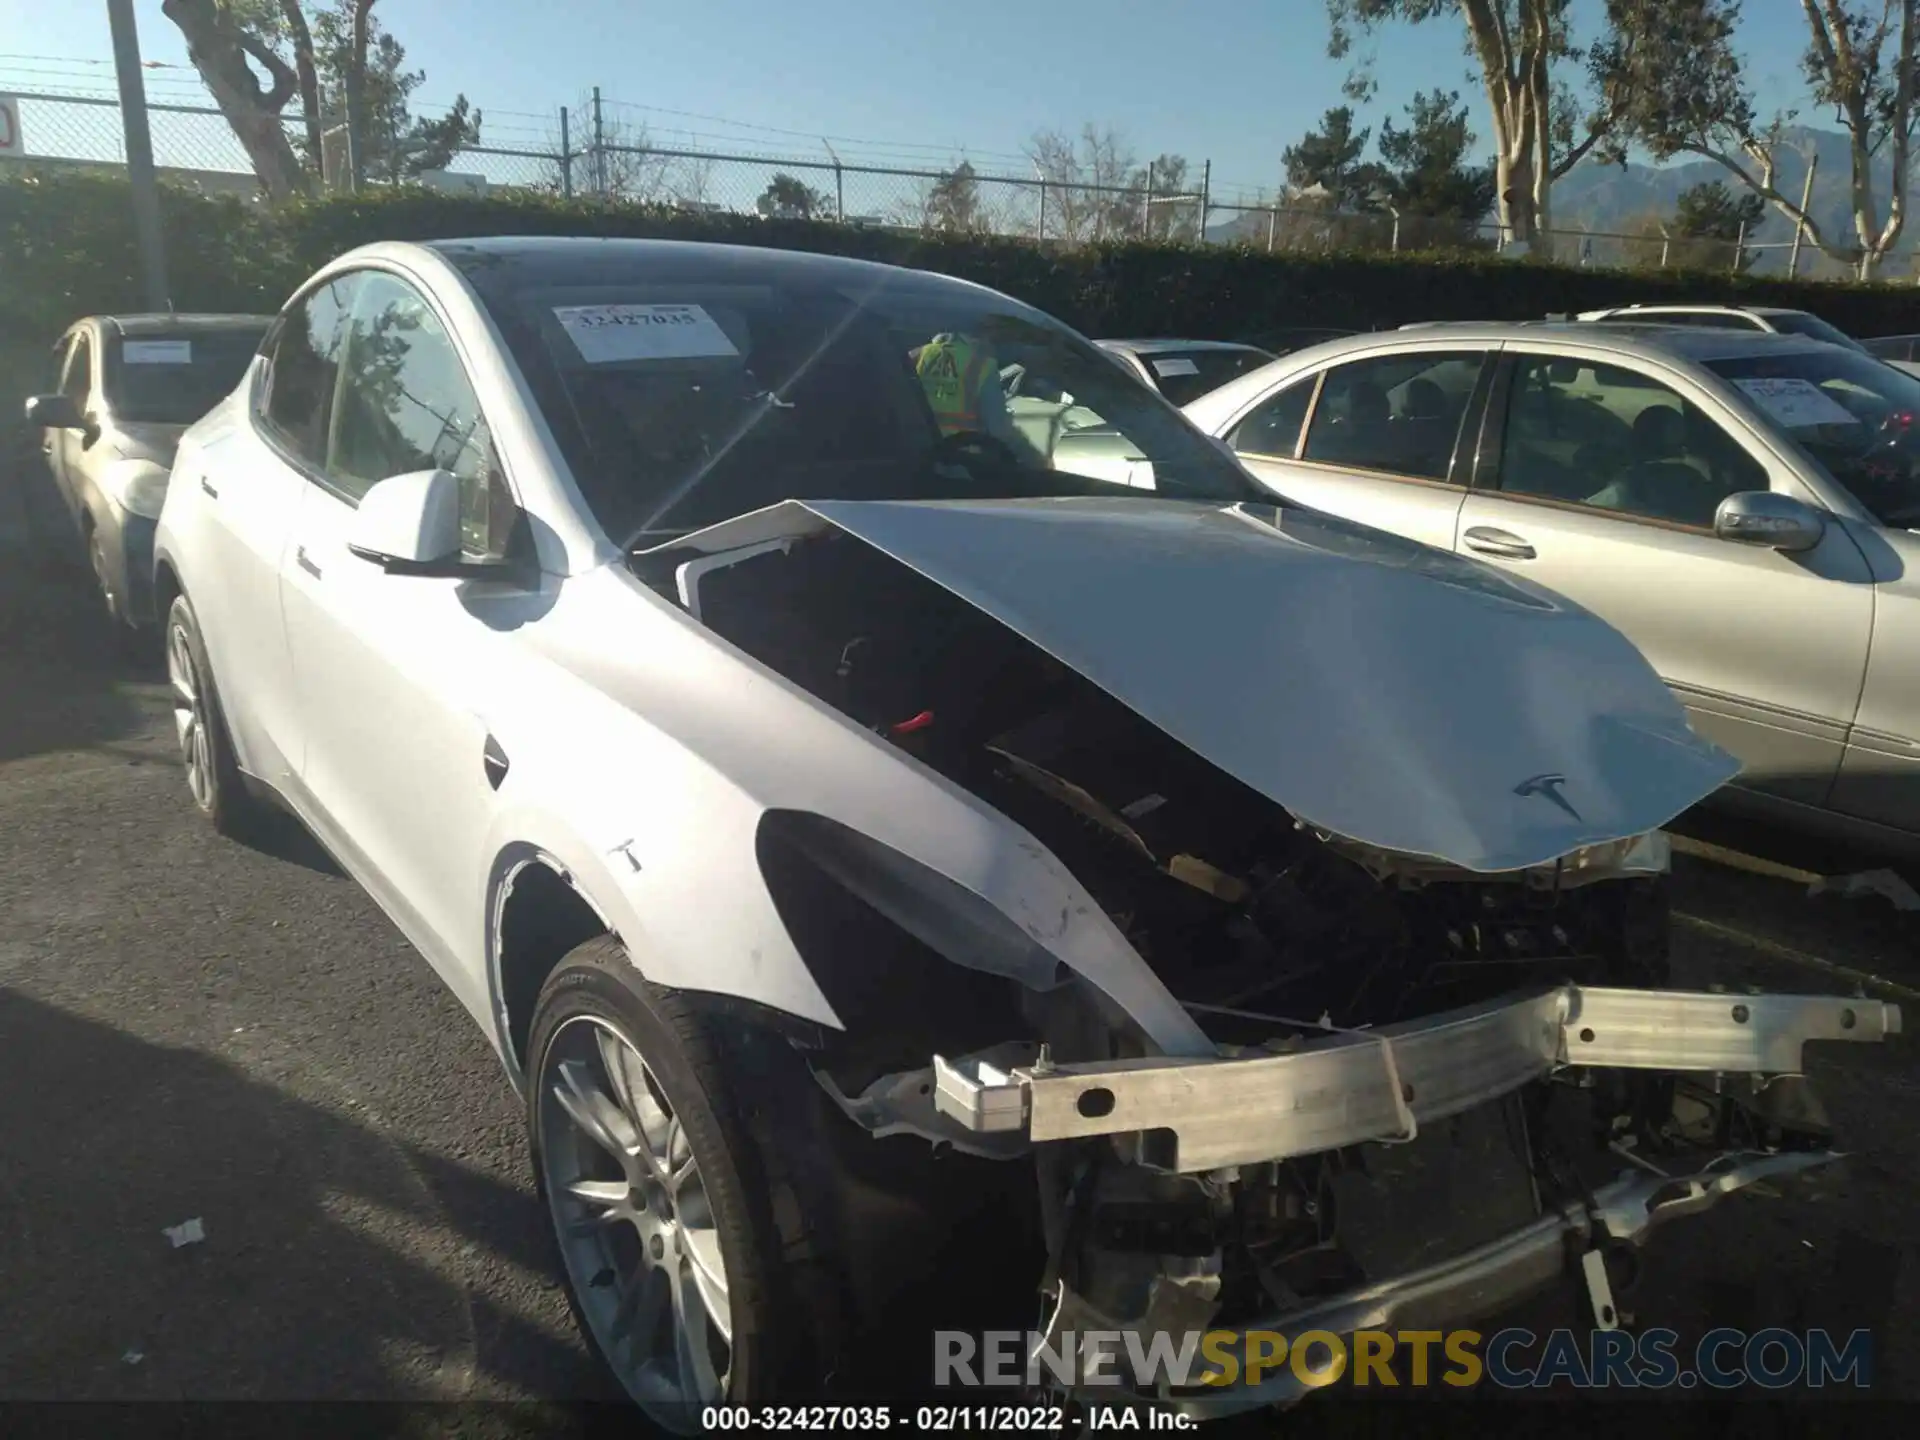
[1,544,1916,1411]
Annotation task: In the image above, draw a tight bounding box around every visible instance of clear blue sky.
[0,0,1828,200]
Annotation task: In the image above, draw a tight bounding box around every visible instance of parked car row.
[16,253,1903,1427]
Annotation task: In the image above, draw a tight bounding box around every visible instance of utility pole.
[592,86,606,196]
[105,0,169,311]
[559,106,572,198]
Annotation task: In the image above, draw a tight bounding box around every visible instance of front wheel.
[526,938,813,1429]
[164,593,260,838]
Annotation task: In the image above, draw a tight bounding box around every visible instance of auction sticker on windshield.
[1732,376,1857,429]
[123,340,193,365]
[554,303,739,363]
[1152,357,1201,378]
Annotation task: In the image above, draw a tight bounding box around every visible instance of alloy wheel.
[538,1014,733,1426]
[166,620,213,812]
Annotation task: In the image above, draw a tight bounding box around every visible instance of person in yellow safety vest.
[914,332,1000,436]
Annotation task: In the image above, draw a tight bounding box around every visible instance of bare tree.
[667,154,716,209]
[598,116,674,203]
[1082,124,1138,239]
[1027,128,1092,242]
[1025,124,1139,242]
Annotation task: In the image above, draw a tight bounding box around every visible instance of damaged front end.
[929,986,1896,1414]
[636,497,1901,1416]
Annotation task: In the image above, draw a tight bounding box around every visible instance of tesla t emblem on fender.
[1515,772,1582,822]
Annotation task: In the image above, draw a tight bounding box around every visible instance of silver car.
[25,313,271,629]
[1185,321,1920,857]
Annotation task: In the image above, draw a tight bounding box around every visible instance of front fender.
[476,565,1214,1060]
[478,769,845,1059]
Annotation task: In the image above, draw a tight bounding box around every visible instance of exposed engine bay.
[634,515,1900,1413]
[653,526,1669,1034]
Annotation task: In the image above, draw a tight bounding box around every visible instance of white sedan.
[153,240,1895,1426]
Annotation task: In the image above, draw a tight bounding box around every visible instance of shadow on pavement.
[0,544,343,878]
[0,548,154,767]
[0,989,616,1403]
[240,806,347,880]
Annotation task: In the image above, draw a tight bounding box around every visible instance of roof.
[1310,319,1833,364]
[93,313,273,336]
[423,235,1013,306]
[1096,338,1273,356]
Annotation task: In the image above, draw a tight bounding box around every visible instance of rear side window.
[261,276,358,469]
[1299,351,1485,481]
[1229,377,1316,458]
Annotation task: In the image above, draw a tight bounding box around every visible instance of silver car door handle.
[200,476,219,499]
[1462,526,1536,560]
[296,546,322,579]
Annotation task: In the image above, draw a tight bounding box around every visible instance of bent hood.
[661,496,1739,873]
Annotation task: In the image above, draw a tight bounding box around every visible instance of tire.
[164,593,260,839]
[525,938,835,1430]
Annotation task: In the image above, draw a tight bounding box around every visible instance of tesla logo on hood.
[1515,772,1582,822]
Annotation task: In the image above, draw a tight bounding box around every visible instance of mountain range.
[1202,124,1914,275]
[1551,125,1910,276]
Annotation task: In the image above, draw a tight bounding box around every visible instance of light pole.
[106,0,169,310]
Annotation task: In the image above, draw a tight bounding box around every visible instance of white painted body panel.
[155,248,1739,1077]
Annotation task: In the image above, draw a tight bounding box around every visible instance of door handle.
[1463,526,1536,560]
[200,476,219,499]
[296,546,322,579]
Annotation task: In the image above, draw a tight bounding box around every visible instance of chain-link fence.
[0,86,1869,278]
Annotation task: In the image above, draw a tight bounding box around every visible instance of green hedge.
[10,165,1920,403]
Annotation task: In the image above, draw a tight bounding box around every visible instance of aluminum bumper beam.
[931,984,1899,1173]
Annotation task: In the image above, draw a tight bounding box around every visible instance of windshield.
[1133,347,1276,406]
[472,272,1262,545]
[104,328,265,424]
[1763,312,1869,354]
[1709,348,1920,527]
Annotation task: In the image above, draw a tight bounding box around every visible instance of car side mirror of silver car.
[24,393,85,432]
[1713,491,1826,554]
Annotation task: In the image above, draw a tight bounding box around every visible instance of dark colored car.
[1094,338,1279,406]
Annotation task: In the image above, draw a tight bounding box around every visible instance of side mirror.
[346,469,463,574]
[24,394,84,431]
[1714,491,1826,554]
